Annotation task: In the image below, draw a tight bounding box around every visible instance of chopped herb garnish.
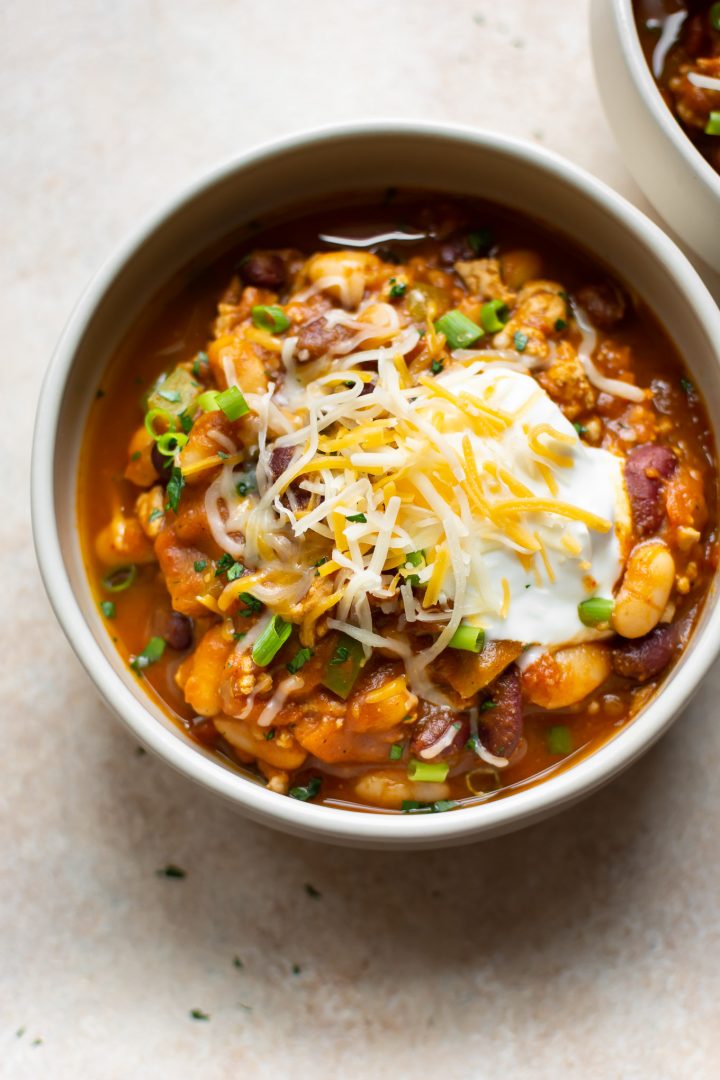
[304,882,321,898]
[130,450,142,461]
[217,450,229,460]
[232,631,247,641]
[405,550,424,567]
[214,553,235,575]
[287,646,314,674]
[216,384,249,421]
[480,699,497,711]
[194,560,207,573]
[180,412,193,434]
[252,615,292,666]
[233,956,244,969]
[513,330,529,353]
[554,318,568,332]
[192,351,209,377]
[226,562,244,582]
[573,422,587,436]
[235,473,257,496]
[389,279,407,298]
[430,359,444,374]
[156,864,186,878]
[252,304,291,333]
[330,645,349,665]
[264,728,276,740]
[680,376,694,395]
[100,600,116,619]
[290,777,322,802]
[346,512,367,523]
[547,725,573,755]
[165,466,185,513]
[95,388,105,399]
[102,564,137,593]
[189,1009,209,1021]
[401,799,458,813]
[389,743,404,761]
[292,963,302,975]
[239,592,262,616]
[148,508,164,522]
[448,624,485,652]
[130,636,166,673]
[435,310,483,349]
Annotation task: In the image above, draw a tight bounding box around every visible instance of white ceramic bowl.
[31,121,720,849]
[591,0,720,272]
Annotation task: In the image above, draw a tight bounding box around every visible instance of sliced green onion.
[251,304,291,333]
[401,799,457,813]
[405,550,424,567]
[130,636,166,673]
[156,431,189,457]
[407,759,449,783]
[321,633,365,699]
[480,299,510,333]
[197,390,220,412]
[289,776,321,801]
[514,330,529,353]
[389,743,404,761]
[578,597,614,627]
[101,565,137,593]
[711,3,720,31]
[216,385,249,421]
[448,624,485,652]
[144,408,177,441]
[99,600,116,619]
[547,725,573,755]
[287,647,314,674]
[252,615,292,666]
[706,111,720,136]
[435,310,484,349]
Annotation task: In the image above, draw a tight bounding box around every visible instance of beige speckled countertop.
[3,1,720,1076]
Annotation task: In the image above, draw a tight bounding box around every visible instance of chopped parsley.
[680,377,694,395]
[346,513,367,523]
[513,330,529,353]
[156,864,186,878]
[130,450,141,461]
[215,553,244,581]
[235,474,257,496]
[233,956,244,969]
[314,556,329,573]
[226,562,244,582]
[292,963,302,975]
[180,411,194,434]
[194,560,207,573]
[430,359,444,375]
[192,351,209,377]
[480,699,497,711]
[100,600,116,619]
[573,422,588,436]
[189,1009,209,1021]
[389,278,407,298]
[389,743,404,761]
[554,318,568,332]
[401,799,458,813]
[148,508,164,522]
[330,644,349,666]
[304,882,322,898]
[287,647,314,674]
[239,592,262,616]
[264,728,276,740]
[165,467,185,513]
[289,777,322,802]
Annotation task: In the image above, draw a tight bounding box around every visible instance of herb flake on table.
[156,864,186,879]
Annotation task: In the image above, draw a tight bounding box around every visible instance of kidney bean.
[239,251,286,289]
[296,316,354,361]
[575,281,627,330]
[157,610,194,651]
[480,665,523,758]
[611,623,677,682]
[410,703,469,759]
[624,443,677,536]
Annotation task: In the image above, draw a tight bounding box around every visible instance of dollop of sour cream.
[433,366,629,652]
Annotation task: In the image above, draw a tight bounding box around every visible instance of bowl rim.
[31,119,720,844]
[611,0,720,197]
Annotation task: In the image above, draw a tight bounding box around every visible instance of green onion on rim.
[251,305,291,333]
[435,310,484,349]
[480,299,510,333]
[706,111,720,136]
[448,624,485,652]
[407,759,449,783]
[101,565,137,593]
[578,597,614,627]
[252,615,293,667]
[156,431,189,457]
[216,385,249,421]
